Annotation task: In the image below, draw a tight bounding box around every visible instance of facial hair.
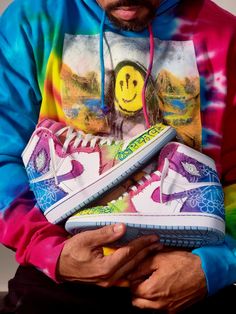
[103,0,158,32]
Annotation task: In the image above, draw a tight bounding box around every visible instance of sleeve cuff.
[25,232,67,282]
[192,235,236,295]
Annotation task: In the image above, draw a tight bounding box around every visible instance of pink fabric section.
[0,191,68,281]
[172,0,236,182]
[190,1,236,184]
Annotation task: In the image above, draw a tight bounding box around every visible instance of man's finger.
[128,256,157,281]
[110,242,162,284]
[131,271,158,298]
[132,297,162,310]
[80,223,126,247]
[106,234,159,273]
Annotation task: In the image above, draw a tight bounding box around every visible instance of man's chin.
[106,14,151,32]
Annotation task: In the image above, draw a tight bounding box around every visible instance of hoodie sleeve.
[0,1,68,281]
[193,25,236,295]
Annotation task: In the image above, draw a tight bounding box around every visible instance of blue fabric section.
[0,0,94,211]
[157,0,181,15]
[99,10,107,113]
[0,1,41,211]
[193,235,236,295]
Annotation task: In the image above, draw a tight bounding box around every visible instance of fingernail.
[113,223,124,233]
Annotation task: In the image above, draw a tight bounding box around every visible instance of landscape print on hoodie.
[59,32,201,149]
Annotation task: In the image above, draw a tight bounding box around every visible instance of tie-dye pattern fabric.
[0,0,236,292]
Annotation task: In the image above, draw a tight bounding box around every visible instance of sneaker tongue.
[57,131,68,144]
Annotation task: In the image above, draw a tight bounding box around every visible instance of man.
[0,0,236,313]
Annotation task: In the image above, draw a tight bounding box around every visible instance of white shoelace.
[129,159,169,204]
[110,159,169,206]
[48,126,119,185]
[55,126,119,152]
[110,158,221,206]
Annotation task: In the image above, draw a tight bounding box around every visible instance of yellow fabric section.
[224,183,236,239]
[39,51,66,122]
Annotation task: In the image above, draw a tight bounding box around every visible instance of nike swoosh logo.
[56,160,83,184]
[30,159,83,184]
[151,181,221,204]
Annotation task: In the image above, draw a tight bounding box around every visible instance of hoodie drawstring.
[99,11,109,114]
[99,13,154,128]
[142,23,154,129]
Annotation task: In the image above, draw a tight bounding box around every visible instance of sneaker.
[65,142,225,248]
[22,119,176,224]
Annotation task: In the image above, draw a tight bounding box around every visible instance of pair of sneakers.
[22,119,225,248]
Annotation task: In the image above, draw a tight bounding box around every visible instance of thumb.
[82,223,126,247]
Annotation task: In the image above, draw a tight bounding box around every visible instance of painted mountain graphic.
[156,69,199,98]
[156,69,201,144]
[60,63,109,134]
[61,63,100,108]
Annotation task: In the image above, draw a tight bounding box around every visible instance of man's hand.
[57,223,162,287]
[129,249,207,313]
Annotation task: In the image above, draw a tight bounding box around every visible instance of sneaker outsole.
[66,219,224,248]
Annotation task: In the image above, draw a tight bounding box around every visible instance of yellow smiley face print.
[114,61,146,116]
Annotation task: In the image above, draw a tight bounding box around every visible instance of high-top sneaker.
[22,119,176,224]
[65,142,225,248]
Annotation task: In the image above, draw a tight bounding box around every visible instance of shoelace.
[48,126,120,185]
[110,158,222,207]
[55,126,119,151]
[110,158,170,206]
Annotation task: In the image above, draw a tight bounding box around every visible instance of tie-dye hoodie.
[1,0,236,295]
